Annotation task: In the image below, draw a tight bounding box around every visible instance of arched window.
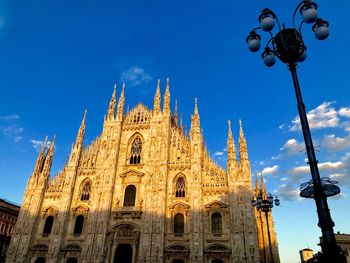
[42,215,54,235]
[211,212,222,234]
[129,137,142,164]
[175,177,185,197]
[123,185,136,206]
[73,215,84,235]
[174,213,184,236]
[80,181,91,201]
[66,258,78,263]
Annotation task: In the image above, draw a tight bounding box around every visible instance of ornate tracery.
[129,137,142,164]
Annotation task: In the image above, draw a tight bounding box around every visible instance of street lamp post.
[246,1,345,262]
[251,193,280,263]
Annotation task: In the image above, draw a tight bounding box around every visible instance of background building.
[0,199,20,263]
[6,80,279,263]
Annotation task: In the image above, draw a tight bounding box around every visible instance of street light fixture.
[246,1,345,262]
[251,192,280,263]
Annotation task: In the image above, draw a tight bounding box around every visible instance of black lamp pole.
[246,2,345,262]
[251,193,280,263]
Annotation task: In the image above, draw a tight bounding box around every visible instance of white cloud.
[14,136,22,142]
[275,183,302,201]
[329,173,350,188]
[259,161,265,165]
[0,114,20,121]
[323,134,350,151]
[2,125,24,142]
[280,138,304,156]
[120,66,152,87]
[290,102,339,131]
[213,151,224,157]
[261,165,279,175]
[339,107,350,117]
[30,139,51,151]
[287,161,344,175]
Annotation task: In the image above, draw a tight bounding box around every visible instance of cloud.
[30,139,51,151]
[213,151,224,157]
[290,102,339,131]
[287,161,344,175]
[2,125,24,142]
[280,138,304,156]
[339,107,350,118]
[0,114,20,121]
[275,183,302,201]
[14,136,23,142]
[261,165,279,175]
[120,66,152,87]
[323,134,350,151]
[329,173,350,188]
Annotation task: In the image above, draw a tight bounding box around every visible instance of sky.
[0,0,349,262]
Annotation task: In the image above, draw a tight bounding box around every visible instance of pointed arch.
[173,173,187,198]
[127,133,144,165]
[80,178,92,201]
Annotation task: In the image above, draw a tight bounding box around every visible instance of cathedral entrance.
[114,244,133,263]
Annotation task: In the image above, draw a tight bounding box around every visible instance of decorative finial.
[194,98,198,114]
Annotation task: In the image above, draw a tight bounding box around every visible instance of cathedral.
[6,79,280,263]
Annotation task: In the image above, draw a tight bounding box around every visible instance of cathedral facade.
[6,79,279,263]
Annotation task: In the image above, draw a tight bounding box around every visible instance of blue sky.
[0,0,349,262]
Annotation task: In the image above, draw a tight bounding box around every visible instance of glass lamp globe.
[259,8,275,32]
[313,19,330,40]
[300,2,318,24]
[275,198,280,206]
[262,48,276,67]
[298,49,307,62]
[246,31,261,52]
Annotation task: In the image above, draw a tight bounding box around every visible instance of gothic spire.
[239,119,249,161]
[227,120,237,162]
[163,78,170,114]
[75,110,86,147]
[33,136,48,173]
[153,79,161,114]
[42,135,56,174]
[174,100,178,125]
[191,98,200,132]
[180,114,183,131]
[260,173,267,198]
[255,173,260,193]
[117,83,125,120]
[107,84,116,120]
